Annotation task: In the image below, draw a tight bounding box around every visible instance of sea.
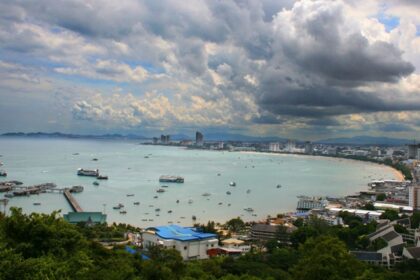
[0,138,398,227]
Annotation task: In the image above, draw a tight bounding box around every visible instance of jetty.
[63,189,83,212]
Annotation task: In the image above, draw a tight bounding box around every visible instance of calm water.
[0,138,397,227]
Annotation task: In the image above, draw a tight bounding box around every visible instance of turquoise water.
[0,138,397,227]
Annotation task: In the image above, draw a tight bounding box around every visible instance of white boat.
[229,182,236,187]
[77,168,99,177]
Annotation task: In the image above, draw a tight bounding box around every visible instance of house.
[403,247,420,260]
[221,238,250,254]
[142,225,218,260]
[63,212,107,225]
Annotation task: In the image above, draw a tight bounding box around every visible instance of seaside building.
[296,196,328,212]
[142,225,218,260]
[285,140,295,153]
[195,131,204,146]
[152,137,158,144]
[408,144,420,159]
[160,135,170,144]
[409,185,420,211]
[269,142,280,152]
[304,141,313,154]
[63,212,107,225]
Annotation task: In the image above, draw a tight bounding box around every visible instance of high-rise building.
[286,140,295,153]
[269,142,280,152]
[195,131,204,146]
[408,144,419,159]
[304,141,313,154]
[409,185,420,211]
[152,137,158,144]
[160,135,170,144]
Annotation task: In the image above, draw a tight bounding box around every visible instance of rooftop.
[406,247,420,259]
[351,251,383,261]
[146,225,217,241]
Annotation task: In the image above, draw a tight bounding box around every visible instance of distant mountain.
[1,132,148,140]
[203,133,288,142]
[316,136,413,146]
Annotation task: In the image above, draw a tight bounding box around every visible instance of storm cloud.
[0,0,419,138]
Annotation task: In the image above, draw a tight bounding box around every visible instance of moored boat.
[77,168,99,177]
[159,175,184,183]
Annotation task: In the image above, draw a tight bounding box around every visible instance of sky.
[0,0,419,140]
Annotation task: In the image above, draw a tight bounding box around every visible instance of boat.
[168,210,172,213]
[161,185,169,188]
[134,202,140,205]
[4,194,13,198]
[246,189,251,194]
[0,170,7,177]
[159,175,184,183]
[126,194,135,197]
[218,202,223,205]
[155,208,160,212]
[92,181,99,186]
[192,215,197,220]
[217,173,221,176]
[229,182,236,187]
[153,195,158,199]
[188,199,193,204]
[176,199,180,203]
[244,207,254,212]
[33,202,41,206]
[77,168,99,177]
[72,153,79,155]
[141,219,148,221]
[97,175,108,180]
[92,158,98,161]
[202,193,211,197]
[120,210,127,214]
[113,203,124,210]
[70,186,84,193]
[226,191,231,195]
[144,156,149,159]
[276,184,282,189]
[156,188,165,193]
[228,203,231,207]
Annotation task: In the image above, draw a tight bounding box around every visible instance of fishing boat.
[202,193,211,197]
[276,184,282,188]
[133,202,140,205]
[244,207,254,212]
[153,195,158,199]
[120,210,127,214]
[93,181,99,186]
[159,175,184,183]
[155,208,161,212]
[168,210,173,213]
[77,168,99,177]
[33,202,41,206]
[127,194,135,197]
[226,191,231,195]
[156,188,165,193]
[113,203,124,210]
[176,199,180,203]
[97,175,108,180]
[161,185,169,188]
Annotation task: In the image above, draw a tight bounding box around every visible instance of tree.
[380,209,399,221]
[225,217,245,233]
[376,193,387,201]
[291,236,364,280]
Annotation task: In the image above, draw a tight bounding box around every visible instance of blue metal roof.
[146,225,217,241]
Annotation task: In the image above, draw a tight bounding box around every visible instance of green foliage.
[376,193,387,201]
[291,236,364,280]
[1,207,420,279]
[362,202,376,210]
[225,217,245,233]
[380,209,399,221]
[410,212,420,229]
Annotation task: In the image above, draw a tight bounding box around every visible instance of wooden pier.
[63,190,83,212]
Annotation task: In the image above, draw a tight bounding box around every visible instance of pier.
[63,189,83,212]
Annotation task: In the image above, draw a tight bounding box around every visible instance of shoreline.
[238,151,405,181]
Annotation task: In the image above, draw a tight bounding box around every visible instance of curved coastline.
[238,150,404,181]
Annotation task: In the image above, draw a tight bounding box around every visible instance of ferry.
[159,175,184,183]
[77,168,99,177]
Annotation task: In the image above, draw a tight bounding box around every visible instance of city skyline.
[0,0,419,140]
